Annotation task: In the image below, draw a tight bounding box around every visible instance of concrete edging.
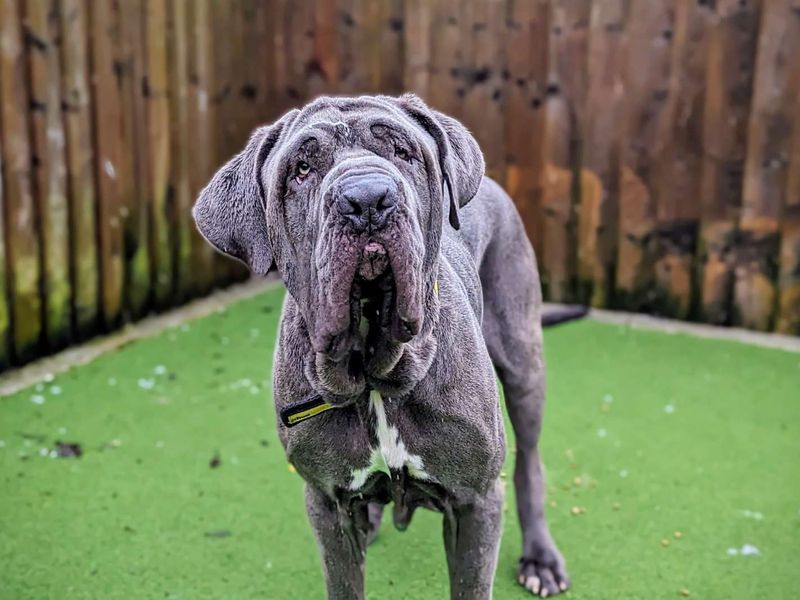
[578,306,800,354]
[2,287,796,397]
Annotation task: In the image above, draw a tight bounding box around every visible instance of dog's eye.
[394,146,411,162]
[297,161,311,177]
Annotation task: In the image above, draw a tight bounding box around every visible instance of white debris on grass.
[597,428,608,438]
[39,448,48,457]
[728,544,761,556]
[138,378,156,391]
[0,440,5,448]
[603,394,613,403]
[43,373,54,383]
[35,383,45,392]
[664,404,675,414]
[154,365,168,376]
[58,427,66,435]
[741,509,764,521]
[619,469,629,478]
[31,395,45,405]
[50,385,62,395]
[229,378,255,391]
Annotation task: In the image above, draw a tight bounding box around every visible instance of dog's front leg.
[305,485,367,600]
[442,479,504,600]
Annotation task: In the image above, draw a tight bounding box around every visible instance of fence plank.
[240,0,267,129]
[698,0,761,325]
[777,77,800,334]
[504,0,549,259]
[652,0,713,318]
[185,0,216,295]
[378,0,404,94]
[0,103,12,370]
[89,0,127,328]
[0,126,8,368]
[540,0,591,302]
[311,0,339,98]
[25,0,72,349]
[579,0,628,307]
[118,0,152,318]
[734,0,800,330]
[402,0,431,97]
[60,0,99,338]
[427,1,466,119]
[615,1,676,311]
[142,0,173,308]
[167,0,191,302]
[209,0,249,284]
[462,0,506,185]
[0,0,43,362]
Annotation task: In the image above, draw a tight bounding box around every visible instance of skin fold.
[193,94,569,599]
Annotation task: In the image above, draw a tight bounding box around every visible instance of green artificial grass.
[1,286,799,599]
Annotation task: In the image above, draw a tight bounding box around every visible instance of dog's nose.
[336,174,397,232]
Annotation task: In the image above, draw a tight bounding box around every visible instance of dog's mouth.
[318,240,421,365]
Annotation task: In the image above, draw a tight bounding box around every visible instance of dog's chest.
[348,391,433,491]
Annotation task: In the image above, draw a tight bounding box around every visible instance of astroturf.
[1,286,798,599]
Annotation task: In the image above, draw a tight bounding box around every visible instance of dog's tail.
[541,304,589,328]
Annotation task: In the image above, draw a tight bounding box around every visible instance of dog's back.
[446,176,543,336]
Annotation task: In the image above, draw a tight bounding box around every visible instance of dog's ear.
[192,109,299,275]
[394,94,485,229]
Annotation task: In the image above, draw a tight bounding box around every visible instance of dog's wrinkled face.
[193,95,484,400]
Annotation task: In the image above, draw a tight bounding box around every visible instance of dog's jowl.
[193,94,570,599]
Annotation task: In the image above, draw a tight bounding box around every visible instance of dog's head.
[193,94,483,398]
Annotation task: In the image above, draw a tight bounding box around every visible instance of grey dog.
[193,94,575,599]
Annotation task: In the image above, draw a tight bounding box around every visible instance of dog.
[193,94,576,599]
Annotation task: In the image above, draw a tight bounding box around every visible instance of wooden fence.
[0,0,799,370]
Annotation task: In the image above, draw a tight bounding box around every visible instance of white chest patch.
[349,391,431,490]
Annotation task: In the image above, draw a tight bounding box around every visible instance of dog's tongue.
[357,242,389,281]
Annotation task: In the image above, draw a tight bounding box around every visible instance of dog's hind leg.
[442,479,503,600]
[305,485,368,600]
[365,502,383,545]
[480,238,570,597]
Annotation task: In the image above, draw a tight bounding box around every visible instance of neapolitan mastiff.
[193,95,579,599]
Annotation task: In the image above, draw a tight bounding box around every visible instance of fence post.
[579,0,628,307]
[652,0,713,319]
[540,0,590,302]
[505,0,549,260]
[0,0,44,363]
[777,91,800,334]
[615,1,676,312]
[698,0,761,326]
[735,0,800,330]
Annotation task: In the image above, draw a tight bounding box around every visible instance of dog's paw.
[517,554,569,597]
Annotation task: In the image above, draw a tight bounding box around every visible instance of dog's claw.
[524,576,540,594]
[518,554,569,597]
